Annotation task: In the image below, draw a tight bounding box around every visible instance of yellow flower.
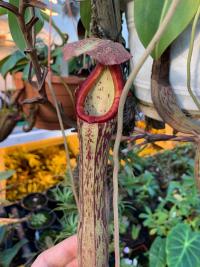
[120,159,126,167]
[4,144,72,201]
[67,134,79,156]
[70,158,77,169]
[24,153,41,168]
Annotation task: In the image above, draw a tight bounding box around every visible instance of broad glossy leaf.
[0,170,15,181]
[63,38,131,65]
[166,224,200,267]
[8,0,44,51]
[149,237,166,267]
[22,63,30,80]
[0,8,7,15]
[0,239,28,267]
[134,0,200,59]
[80,0,91,32]
[0,56,9,69]
[0,50,25,77]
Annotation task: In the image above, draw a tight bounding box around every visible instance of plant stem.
[0,1,19,16]
[18,0,42,83]
[113,0,181,266]
[46,76,79,213]
[122,134,194,154]
[187,4,200,111]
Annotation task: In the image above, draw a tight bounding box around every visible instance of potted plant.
[21,192,47,211]
[126,0,200,121]
[28,208,56,230]
[0,3,84,131]
[12,41,84,130]
[73,1,200,266]
[2,1,200,267]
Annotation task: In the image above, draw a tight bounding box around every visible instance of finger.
[31,254,47,267]
[66,258,78,267]
[32,235,77,267]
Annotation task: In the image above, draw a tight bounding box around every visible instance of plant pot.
[126,1,200,120]
[21,193,47,211]
[27,208,56,230]
[13,73,84,130]
[4,203,28,218]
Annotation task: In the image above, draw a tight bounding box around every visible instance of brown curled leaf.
[151,47,200,135]
[0,109,20,142]
[23,104,38,132]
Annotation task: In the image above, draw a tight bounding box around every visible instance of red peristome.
[76,63,124,123]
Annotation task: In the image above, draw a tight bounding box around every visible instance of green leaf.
[80,0,91,32]
[0,170,15,181]
[166,223,200,267]
[0,51,25,77]
[8,0,44,51]
[134,0,200,59]
[22,63,30,80]
[0,56,10,70]
[120,259,133,267]
[0,8,7,16]
[131,224,141,240]
[0,239,28,267]
[149,237,166,267]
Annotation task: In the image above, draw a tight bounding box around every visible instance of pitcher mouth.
[76,64,124,123]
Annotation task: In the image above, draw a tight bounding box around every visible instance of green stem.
[187,4,200,111]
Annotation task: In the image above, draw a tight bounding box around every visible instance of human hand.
[32,235,78,267]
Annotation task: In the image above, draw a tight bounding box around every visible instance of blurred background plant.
[4,145,77,201]
[1,143,200,267]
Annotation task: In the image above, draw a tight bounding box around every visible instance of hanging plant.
[134,0,200,59]
[64,38,131,266]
